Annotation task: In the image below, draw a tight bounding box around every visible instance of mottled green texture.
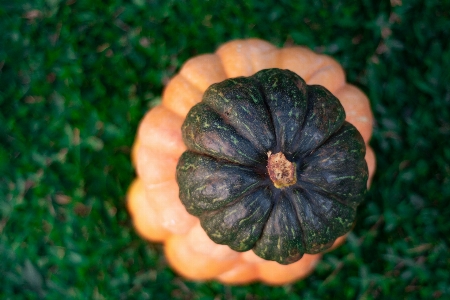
[292,85,346,158]
[298,123,368,207]
[177,151,261,215]
[254,69,309,154]
[203,77,275,153]
[290,189,355,253]
[176,68,368,264]
[182,103,265,166]
[199,188,273,252]
[253,195,305,263]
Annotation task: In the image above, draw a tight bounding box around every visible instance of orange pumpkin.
[127,38,375,285]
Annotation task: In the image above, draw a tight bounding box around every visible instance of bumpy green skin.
[176,69,368,264]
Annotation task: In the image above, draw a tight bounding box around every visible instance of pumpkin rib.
[217,262,259,285]
[127,179,170,242]
[162,74,204,118]
[253,69,310,154]
[135,144,178,185]
[288,84,346,158]
[257,254,322,285]
[216,39,252,77]
[180,104,267,167]
[202,77,277,155]
[251,194,307,264]
[243,39,279,73]
[164,234,238,280]
[297,189,356,253]
[276,46,324,80]
[194,179,270,220]
[296,122,368,205]
[294,182,356,211]
[198,185,274,253]
[144,180,197,235]
[241,250,268,264]
[288,188,350,250]
[179,54,228,92]
[215,38,278,78]
[185,223,241,261]
[176,151,268,217]
[284,192,309,252]
[137,105,186,157]
[334,84,374,143]
[164,225,240,280]
[307,55,346,93]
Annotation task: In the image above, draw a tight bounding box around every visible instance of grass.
[1,0,450,299]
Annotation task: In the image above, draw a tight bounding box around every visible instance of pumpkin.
[128,38,376,285]
[177,68,368,264]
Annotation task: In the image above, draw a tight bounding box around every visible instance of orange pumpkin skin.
[127,38,376,285]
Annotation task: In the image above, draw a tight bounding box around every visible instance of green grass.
[1,0,450,299]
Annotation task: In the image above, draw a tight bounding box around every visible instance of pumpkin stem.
[267,151,297,189]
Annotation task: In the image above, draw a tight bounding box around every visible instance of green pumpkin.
[176,68,368,264]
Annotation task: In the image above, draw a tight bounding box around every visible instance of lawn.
[1,0,450,299]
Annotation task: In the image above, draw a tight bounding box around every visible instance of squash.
[177,68,368,264]
[128,38,376,284]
